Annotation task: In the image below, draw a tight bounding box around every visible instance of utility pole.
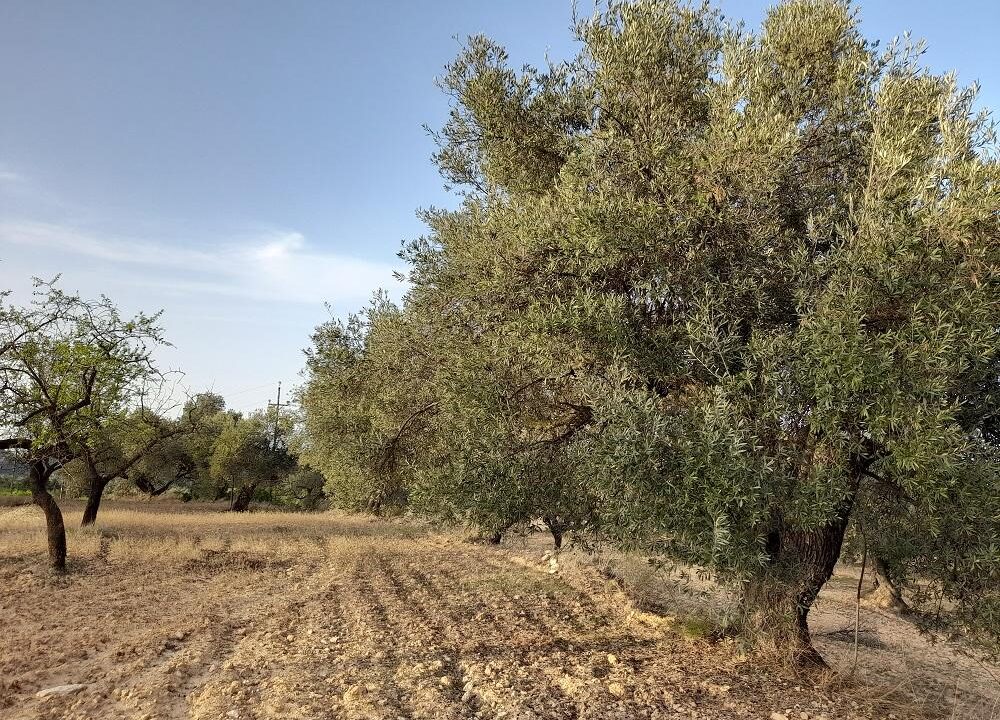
[267,382,286,451]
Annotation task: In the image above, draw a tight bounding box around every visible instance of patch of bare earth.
[1,501,997,719]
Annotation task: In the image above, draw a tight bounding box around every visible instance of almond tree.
[0,280,167,569]
[74,404,207,525]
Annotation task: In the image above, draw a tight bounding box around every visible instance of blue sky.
[1,1,997,414]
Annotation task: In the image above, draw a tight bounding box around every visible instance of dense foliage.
[210,410,297,511]
[300,0,1000,658]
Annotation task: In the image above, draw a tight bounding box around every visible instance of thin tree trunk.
[28,459,66,571]
[81,475,109,526]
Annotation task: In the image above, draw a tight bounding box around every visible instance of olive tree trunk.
[865,556,909,612]
[743,493,855,666]
[543,515,564,549]
[28,459,67,571]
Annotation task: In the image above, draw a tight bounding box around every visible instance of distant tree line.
[0,281,325,571]
[298,0,1000,663]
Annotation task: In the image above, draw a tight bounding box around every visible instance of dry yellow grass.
[2,499,997,720]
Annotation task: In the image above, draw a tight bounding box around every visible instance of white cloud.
[0,220,404,305]
[0,161,22,184]
[253,231,305,261]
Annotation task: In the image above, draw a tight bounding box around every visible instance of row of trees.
[299,0,1000,662]
[1,280,323,570]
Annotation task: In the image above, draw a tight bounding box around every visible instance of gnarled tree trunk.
[865,555,909,612]
[28,459,66,571]
[147,477,176,497]
[743,490,856,666]
[230,482,258,512]
[133,471,179,497]
[543,515,564,549]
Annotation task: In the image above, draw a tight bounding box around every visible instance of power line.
[221,382,275,398]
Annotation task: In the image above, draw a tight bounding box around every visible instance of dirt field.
[1,501,997,720]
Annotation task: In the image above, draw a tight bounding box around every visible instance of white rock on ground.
[36,684,86,698]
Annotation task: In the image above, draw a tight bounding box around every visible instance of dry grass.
[0,498,422,566]
[2,500,998,720]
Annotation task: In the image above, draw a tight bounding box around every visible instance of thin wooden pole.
[853,535,868,673]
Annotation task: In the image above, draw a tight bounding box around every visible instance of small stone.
[286,634,294,642]
[800,713,809,719]
[343,685,365,703]
[608,682,625,698]
[36,684,86,698]
[172,631,185,641]
[439,676,452,687]
[770,713,789,720]
[606,654,618,666]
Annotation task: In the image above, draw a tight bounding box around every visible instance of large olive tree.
[303,0,999,661]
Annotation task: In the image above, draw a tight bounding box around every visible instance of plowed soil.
[1,501,997,720]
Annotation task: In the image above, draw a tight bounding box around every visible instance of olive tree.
[302,0,999,661]
[210,411,295,512]
[299,293,598,542]
[426,0,1000,660]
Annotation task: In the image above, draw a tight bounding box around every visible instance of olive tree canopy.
[301,0,1000,660]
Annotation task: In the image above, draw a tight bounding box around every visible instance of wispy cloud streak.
[0,220,403,305]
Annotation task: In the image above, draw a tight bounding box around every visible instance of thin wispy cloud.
[0,162,30,188]
[0,220,403,305]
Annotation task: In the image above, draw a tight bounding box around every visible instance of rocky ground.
[1,501,997,719]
